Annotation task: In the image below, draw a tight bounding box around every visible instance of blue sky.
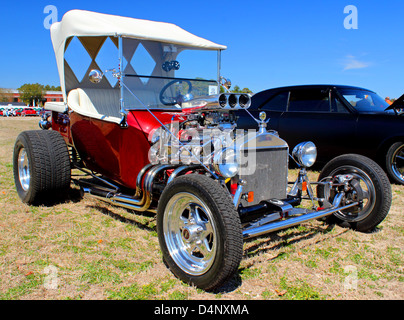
[0,0,403,99]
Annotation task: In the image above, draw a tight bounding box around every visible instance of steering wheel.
[159,79,192,106]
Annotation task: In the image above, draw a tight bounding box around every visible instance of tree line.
[220,85,253,94]
[0,83,61,105]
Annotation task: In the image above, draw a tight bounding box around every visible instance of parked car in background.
[21,107,38,116]
[1,107,15,116]
[237,85,404,184]
[14,108,22,116]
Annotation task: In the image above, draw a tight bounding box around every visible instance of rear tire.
[318,154,391,232]
[157,174,243,291]
[13,130,71,205]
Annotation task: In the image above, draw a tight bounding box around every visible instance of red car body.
[53,110,183,189]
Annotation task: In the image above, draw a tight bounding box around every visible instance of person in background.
[385,97,393,105]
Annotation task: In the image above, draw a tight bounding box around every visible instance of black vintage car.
[237,85,404,184]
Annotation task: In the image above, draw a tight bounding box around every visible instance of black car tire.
[317,154,391,232]
[386,142,404,185]
[157,174,243,291]
[13,130,71,205]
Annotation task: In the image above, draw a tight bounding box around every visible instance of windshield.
[339,89,389,112]
[121,38,219,110]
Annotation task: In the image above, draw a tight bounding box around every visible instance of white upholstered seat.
[67,87,163,123]
[67,88,122,124]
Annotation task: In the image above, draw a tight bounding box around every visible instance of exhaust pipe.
[82,186,154,212]
[82,164,178,212]
[242,193,358,239]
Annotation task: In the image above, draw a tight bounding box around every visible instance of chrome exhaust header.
[81,164,179,212]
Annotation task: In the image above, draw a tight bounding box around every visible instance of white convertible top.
[50,10,226,101]
[51,10,226,51]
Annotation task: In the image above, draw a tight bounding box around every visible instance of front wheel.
[386,142,404,185]
[317,154,391,232]
[157,174,243,291]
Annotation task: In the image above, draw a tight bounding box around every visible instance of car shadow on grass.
[242,222,345,260]
[207,222,348,294]
[37,186,84,207]
[86,203,157,233]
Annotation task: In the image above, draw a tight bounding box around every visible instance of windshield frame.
[118,36,222,112]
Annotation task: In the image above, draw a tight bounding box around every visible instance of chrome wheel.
[318,154,391,232]
[329,165,376,222]
[18,148,30,191]
[163,192,217,276]
[390,144,404,183]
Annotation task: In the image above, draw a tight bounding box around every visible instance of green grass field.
[0,118,403,300]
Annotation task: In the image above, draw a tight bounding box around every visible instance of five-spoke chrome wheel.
[163,192,217,276]
[157,174,243,291]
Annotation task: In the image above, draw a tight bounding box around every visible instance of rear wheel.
[157,174,243,291]
[13,130,71,204]
[318,154,391,232]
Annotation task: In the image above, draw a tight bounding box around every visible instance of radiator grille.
[238,147,288,206]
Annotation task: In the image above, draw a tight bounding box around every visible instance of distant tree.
[44,84,61,91]
[231,85,252,94]
[0,88,12,102]
[241,87,253,94]
[18,83,45,105]
[232,85,241,93]
[218,82,253,94]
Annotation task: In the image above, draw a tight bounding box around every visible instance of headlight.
[292,141,317,167]
[213,148,239,178]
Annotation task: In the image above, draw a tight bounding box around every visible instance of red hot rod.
[14,10,392,291]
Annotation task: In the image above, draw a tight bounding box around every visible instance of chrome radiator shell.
[237,132,289,206]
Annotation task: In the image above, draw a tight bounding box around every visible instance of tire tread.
[13,130,71,204]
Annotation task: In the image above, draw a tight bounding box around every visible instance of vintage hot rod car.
[13,10,392,291]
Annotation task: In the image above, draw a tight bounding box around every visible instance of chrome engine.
[148,93,289,206]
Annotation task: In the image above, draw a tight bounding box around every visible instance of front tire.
[386,142,404,185]
[13,130,71,205]
[157,174,243,291]
[318,154,391,232]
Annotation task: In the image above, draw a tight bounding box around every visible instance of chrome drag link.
[242,192,358,239]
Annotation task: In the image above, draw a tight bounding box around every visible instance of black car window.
[260,91,289,111]
[331,94,350,113]
[339,89,389,112]
[288,89,330,112]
